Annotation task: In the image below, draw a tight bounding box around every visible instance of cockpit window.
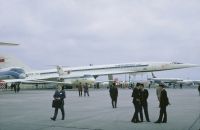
[83,75,92,78]
[10,68,25,74]
[171,62,182,64]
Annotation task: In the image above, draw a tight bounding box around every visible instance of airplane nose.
[184,64,200,68]
[171,63,200,70]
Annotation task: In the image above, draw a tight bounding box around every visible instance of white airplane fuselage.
[28,62,197,83]
[0,62,198,86]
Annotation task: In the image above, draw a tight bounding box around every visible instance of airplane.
[50,62,198,87]
[148,72,183,83]
[0,46,199,88]
[147,72,200,88]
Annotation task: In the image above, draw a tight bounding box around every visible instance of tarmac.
[0,88,199,130]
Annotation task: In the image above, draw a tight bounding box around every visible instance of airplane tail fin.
[56,66,65,76]
[0,54,31,72]
[56,66,71,79]
[151,72,156,78]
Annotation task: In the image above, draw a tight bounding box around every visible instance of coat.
[132,87,140,104]
[140,89,149,104]
[109,87,118,99]
[159,89,169,108]
[53,90,66,108]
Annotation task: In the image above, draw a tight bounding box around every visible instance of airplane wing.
[0,42,19,46]
[0,78,68,84]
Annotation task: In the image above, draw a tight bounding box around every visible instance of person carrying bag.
[51,85,66,121]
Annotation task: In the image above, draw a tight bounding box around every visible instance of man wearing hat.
[155,84,169,123]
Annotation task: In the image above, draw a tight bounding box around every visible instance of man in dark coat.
[78,82,83,96]
[109,83,118,108]
[139,84,150,122]
[131,83,141,123]
[51,85,66,121]
[84,83,89,96]
[155,84,169,123]
[11,83,17,93]
[16,82,20,93]
[198,84,200,96]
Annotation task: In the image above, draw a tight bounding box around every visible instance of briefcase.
[52,99,62,108]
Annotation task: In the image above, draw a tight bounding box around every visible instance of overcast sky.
[0,0,199,79]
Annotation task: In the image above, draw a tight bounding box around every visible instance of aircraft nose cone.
[185,64,199,68]
[171,63,199,70]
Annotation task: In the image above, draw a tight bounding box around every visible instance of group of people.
[50,82,119,121]
[50,82,170,123]
[77,82,89,97]
[11,83,20,93]
[131,83,150,123]
[108,82,169,124]
[131,83,169,123]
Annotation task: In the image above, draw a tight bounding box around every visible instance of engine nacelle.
[63,75,95,87]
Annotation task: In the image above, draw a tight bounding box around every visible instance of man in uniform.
[51,85,66,121]
[109,83,118,108]
[84,83,89,96]
[155,84,169,123]
[131,83,141,123]
[139,83,150,122]
[78,82,83,96]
